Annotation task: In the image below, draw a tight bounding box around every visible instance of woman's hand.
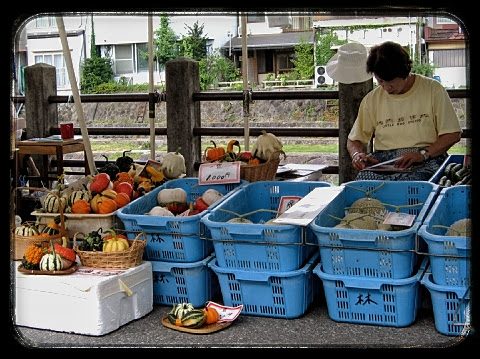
[394,152,425,168]
[352,152,378,170]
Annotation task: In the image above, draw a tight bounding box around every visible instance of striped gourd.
[39,243,63,271]
[69,190,92,206]
[43,193,67,213]
[41,215,63,235]
[173,302,195,318]
[15,224,40,236]
[180,309,206,328]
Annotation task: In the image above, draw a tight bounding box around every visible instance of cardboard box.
[14,261,153,336]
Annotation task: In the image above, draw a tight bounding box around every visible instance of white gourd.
[145,206,175,216]
[201,189,223,206]
[157,188,188,205]
[251,130,283,161]
[161,147,186,179]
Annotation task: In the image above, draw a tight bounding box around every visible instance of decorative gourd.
[48,237,76,269]
[98,155,120,180]
[39,240,63,271]
[71,199,91,214]
[251,130,283,161]
[100,189,118,200]
[145,166,165,184]
[137,181,153,196]
[157,188,188,214]
[205,141,225,162]
[114,172,134,187]
[145,206,175,216]
[113,181,133,199]
[89,173,111,194]
[203,307,219,325]
[68,189,91,206]
[179,309,207,328]
[115,150,134,173]
[21,243,45,270]
[227,217,253,224]
[195,197,209,212]
[81,228,104,252]
[114,192,130,208]
[224,139,241,161]
[96,197,118,214]
[15,223,40,237]
[41,215,64,236]
[201,189,223,206]
[172,302,195,319]
[102,229,130,252]
[161,147,186,179]
[43,193,67,213]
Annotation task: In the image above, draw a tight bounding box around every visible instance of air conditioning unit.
[315,66,333,86]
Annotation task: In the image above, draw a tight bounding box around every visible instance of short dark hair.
[366,41,412,81]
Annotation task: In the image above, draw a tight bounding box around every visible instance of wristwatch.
[419,149,430,161]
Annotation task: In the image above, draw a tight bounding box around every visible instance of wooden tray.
[17,263,78,275]
[161,316,232,334]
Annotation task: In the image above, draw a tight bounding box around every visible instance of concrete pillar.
[165,57,201,177]
[338,80,373,184]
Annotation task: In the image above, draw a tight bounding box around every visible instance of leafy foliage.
[290,35,315,79]
[199,50,239,90]
[153,13,180,71]
[181,21,208,61]
[315,29,347,66]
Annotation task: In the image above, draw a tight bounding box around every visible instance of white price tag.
[382,212,416,227]
[198,161,241,185]
[206,301,243,322]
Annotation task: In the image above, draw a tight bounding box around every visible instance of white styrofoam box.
[32,211,122,238]
[14,261,153,336]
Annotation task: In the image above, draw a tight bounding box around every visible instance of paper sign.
[273,186,343,226]
[277,196,302,217]
[206,301,243,323]
[382,212,415,227]
[198,161,241,185]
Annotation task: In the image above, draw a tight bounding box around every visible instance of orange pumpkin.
[71,199,91,214]
[205,141,225,161]
[114,192,130,208]
[203,307,219,325]
[248,157,261,165]
[95,196,118,214]
[114,172,134,187]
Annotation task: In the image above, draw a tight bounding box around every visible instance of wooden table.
[16,137,91,186]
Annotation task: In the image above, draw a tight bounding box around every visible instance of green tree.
[315,29,346,66]
[80,16,114,94]
[154,13,180,71]
[181,21,208,61]
[290,35,314,79]
[199,50,239,90]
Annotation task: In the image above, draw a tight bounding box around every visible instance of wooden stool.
[16,137,91,187]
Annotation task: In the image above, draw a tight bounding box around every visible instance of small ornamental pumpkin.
[251,130,284,161]
[201,189,223,206]
[114,192,130,208]
[114,172,134,187]
[89,173,111,194]
[15,222,40,237]
[115,150,134,173]
[43,193,67,213]
[96,197,118,214]
[203,307,219,325]
[41,215,65,236]
[21,244,45,270]
[113,181,133,199]
[205,140,225,162]
[71,199,91,214]
[68,189,92,206]
[39,240,63,271]
[157,188,188,214]
[102,229,129,252]
[161,147,186,179]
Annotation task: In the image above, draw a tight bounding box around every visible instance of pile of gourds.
[78,228,130,252]
[145,187,223,217]
[204,131,284,165]
[39,148,188,215]
[167,302,219,328]
[21,238,76,271]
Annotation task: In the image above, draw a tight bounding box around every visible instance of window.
[247,13,265,23]
[114,44,133,75]
[136,43,149,73]
[35,16,57,28]
[431,49,466,67]
[34,53,70,87]
[277,52,295,72]
[436,17,456,24]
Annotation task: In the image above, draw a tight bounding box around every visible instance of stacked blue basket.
[201,181,332,318]
[310,180,439,327]
[116,178,245,307]
[419,185,471,336]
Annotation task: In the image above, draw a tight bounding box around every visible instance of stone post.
[165,57,201,177]
[337,80,373,184]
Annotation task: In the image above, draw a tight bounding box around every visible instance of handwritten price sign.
[198,161,241,185]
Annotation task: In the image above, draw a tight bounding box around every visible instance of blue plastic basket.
[310,180,439,279]
[201,181,332,272]
[209,252,320,318]
[421,271,471,336]
[151,254,219,307]
[116,178,245,262]
[418,185,471,286]
[428,154,465,185]
[314,256,428,327]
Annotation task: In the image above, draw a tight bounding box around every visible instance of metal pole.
[148,15,155,160]
[241,14,249,151]
[56,16,96,174]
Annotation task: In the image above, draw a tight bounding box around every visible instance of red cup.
[60,122,74,140]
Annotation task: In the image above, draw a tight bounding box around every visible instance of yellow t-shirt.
[348,74,462,150]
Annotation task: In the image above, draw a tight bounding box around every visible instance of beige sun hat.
[326,43,373,84]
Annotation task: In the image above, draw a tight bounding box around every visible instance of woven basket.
[73,231,147,269]
[240,150,286,182]
[12,187,68,261]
